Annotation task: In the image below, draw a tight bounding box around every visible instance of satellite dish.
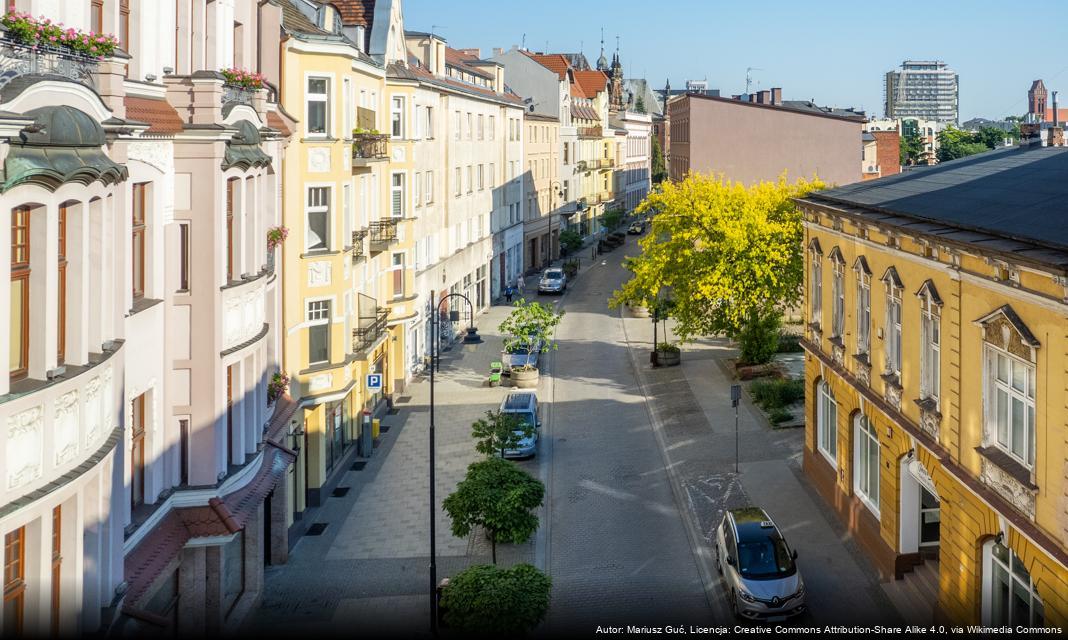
[529,104,536,112]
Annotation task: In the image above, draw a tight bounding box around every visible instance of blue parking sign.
[367,374,382,391]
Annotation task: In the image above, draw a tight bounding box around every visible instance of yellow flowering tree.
[613,172,824,361]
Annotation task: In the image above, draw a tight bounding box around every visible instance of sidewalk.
[619,310,903,625]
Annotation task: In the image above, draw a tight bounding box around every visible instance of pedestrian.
[504,282,514,303]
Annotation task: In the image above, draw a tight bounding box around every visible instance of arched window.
[853,413,879,516]
[10,206,31,380]
[982,539,1043,626]
[816,380,837,465]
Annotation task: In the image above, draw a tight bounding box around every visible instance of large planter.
[628,305,650,318]
[656,350,681,367]
[511,367,540,388]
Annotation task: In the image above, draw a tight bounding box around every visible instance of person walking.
[504,281,515,303]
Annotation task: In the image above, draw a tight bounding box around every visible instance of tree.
[611,173,824,356]
[635,95,647,114]
[559,228,583,255]
[439,563,551,632]
[937,126,989,162]
[899,129,924,166]
[471,410,533,459]
[651,135,667,183]
[975,126,1008,149]
[600,207,624,231]
[735,308,782,365]
[443,457,545,564]
[498,299,563,371]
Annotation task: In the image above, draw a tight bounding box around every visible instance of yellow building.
[523,112,561,270]
[798,140,1068,626]
[274,1,405,524]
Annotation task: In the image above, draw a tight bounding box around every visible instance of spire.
[597,27,608,71]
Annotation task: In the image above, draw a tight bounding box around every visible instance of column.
[66,202,90,366]
[86,198,104,354]
[29,204,57,378]
[80,470,101,631]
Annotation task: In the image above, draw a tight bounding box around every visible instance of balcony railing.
[578,126,603,138]
[350,229,368,261]
[0,36,98,91]
[352,133,389,163]
[575,160,589,173]
[222,83,255,108]
[369,219,399,252]
[352,305,390,355]
[599,157,616,169]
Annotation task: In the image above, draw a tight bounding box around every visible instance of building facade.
[884,60,959,125]
[799,143,1068,627]
[522,112,561,272]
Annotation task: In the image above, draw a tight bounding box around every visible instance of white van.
[499,392,541,458]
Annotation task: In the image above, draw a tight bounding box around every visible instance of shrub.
[440,563,551,632]
[656,342,680,354]
[749,378,804,410]
[768,407,793,424]
[776,333,803,353]
[562,259,579,278]
[559,229,583,255]
[736,310,782,365]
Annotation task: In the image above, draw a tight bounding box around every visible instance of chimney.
[1053,90,1059,127]
[1019,123,1043,149]
[493,47,504,56]
[771,87,782,105]
[433,40,446,76]
[459,48,481,58]
[731,94,741,100]
[758,90,771,104]
[1046,126,1063,147]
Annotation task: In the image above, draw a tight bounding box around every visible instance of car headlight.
[738,590,756,603]
[796,583,805,598]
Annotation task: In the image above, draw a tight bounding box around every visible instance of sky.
[403,0,1068,122]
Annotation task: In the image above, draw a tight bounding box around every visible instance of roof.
[266,110,293,137]
[524,52,570,80]
[573,69,608,98]
[524,111,558,122]
[273,0,329,35]
[332,0,375,26]
[445,47,495,81]
[388,58,523,107]
[728,507,782,544]
[570,103,599,121]
[680,92,866,123]
[782,100,866,120]
[862,131,876,142]
[503,392,536,411]
[803,145,1068,267]
[124,96,183,135]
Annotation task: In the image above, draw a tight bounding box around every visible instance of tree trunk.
[490,531,497,565]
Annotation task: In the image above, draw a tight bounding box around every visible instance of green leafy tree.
[937,126,989,162]
[498,299,563,370]
[736,309,783,365]
[651,135,668,183]
[611,173,824,353]
[443,457,545,564]
[899,130,924,165]
[439,563,551,632]
[635,96,647,114]
[559,229,583,255]
[600,208,624,231]
[471,410,533,458]
[975,126,1009,149]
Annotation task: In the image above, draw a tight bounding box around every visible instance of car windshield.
[737,538,796,580]
[544,271,562,280]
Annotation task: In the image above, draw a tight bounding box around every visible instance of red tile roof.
[525,52,570,81]
[123,96,184,135]
[333,0,376,26]
[573,70,608,98]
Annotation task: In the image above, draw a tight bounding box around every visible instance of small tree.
[559,229,583,255]
[443,457,545,564]
[440,563,551,632]
[634,95,647,114]
[498,299,563,372]
[651,136,667,183]
[471,410,533,458]
[736,308,783,365]
[600,208,624,231]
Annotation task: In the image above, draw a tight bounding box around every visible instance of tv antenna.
[430,25,445,39]
[746,67,763,94]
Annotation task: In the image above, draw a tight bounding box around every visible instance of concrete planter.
[628,305,650,318]
[656,350,681,367]
[512,367,540,388]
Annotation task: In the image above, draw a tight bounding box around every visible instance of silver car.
[538,267,567,294]
[715,507,806,621]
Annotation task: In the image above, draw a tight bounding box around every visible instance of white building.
[616,110,652,211]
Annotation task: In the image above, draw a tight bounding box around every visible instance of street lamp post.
[429,292,481,633]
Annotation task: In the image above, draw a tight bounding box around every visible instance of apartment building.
[1,0,295,636]
[613,110,652,211]
[571,70,611,238]
[884,60,959,125]
[523,112,561,271]
[799,142,1068,626]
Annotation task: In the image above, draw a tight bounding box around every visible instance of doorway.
[899,454,940,555]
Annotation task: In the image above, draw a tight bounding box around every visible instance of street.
[248,237,900,636]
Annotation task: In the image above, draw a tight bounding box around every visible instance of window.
[90,0,103,34]
[817,381,837,465]
[983,541,1044,626]
[831,256,844,338]
[342,184,353,243]
[306,77,329,136]
[425,106,434,138]
[119,0,130,51]
[467,166,473,193]
[10,206,30,379]
[884,275,902,376]
[454,167,461,197]
[131,394,146,509]
[391,96,404,138]
[478,164,484,190]
[51,505,61,636]
[57,204,68,364]
[488,115,495,140]
[179,419,189,486]
[920,290,941,403]
[853,413,879,515]
[414,172,421,207]
[564,142,569,164]
[425,171,433,204]
[4,527,25,636]
[467,112,472,140]
[392,253,404,298]
[986,347,1035,467]
[178,223,190,292]
[478,114,484,140]
[306,186,330,251]
[133,182,147,297]
[489,163,495,188]
[391,173,405,218]
[856,260,871,355]
[455,111,461,140]
[810,249,822,327]
[343,78,352,133]
[307,301,330,365]
[224,178,236,282]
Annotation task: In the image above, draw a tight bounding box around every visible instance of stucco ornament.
[307,147,330,173]
[307,261,332,287]
[54,390,81,465]
[7,406,43,490]
[980,457,1036,520]
[85,374,102,446]
[127,140,174,173]
[223,282,265,349]
[309,373,332,393]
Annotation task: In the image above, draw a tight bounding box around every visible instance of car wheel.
[715,548,722,574]
[730,590,741,620]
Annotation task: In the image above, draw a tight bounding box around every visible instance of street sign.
[367,373,383,391]
[731,384,741,408]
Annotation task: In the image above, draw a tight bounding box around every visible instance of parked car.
[499,392,541,458]
[628,221,645,234]
[538,267,567,294]
[715,507,806,621]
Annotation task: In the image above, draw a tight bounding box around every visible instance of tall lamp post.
[429,292,481,633]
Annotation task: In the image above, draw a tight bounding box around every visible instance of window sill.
[128,297,164,317]
[301,136,339,143]
[975,445,1037,491]
[300,250,342,259]
[298,361,341,376]
[880,372,902,390]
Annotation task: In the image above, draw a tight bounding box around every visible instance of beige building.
[523,112,561,271]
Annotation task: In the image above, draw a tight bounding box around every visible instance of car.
[499,392,541,458]
[538,267,567,294]
[628,222,645,234]
[715,507,806,621]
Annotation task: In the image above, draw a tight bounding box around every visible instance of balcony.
[222,83,256,109]
[599,157,616,170]
[352,132,389,165]
[352,297,390,355]
[0,35,98,92]
[575,160,589,173]
[350,229,368,262]
[369,219,398,253]
[578,126,603,139]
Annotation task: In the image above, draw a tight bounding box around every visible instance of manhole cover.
[306,523,328,536]
[332,487,350,498]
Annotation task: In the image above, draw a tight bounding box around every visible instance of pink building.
[667,93,865,187]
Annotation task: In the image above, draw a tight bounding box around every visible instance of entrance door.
[919,487,940,548]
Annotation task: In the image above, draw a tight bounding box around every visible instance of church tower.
[609,49,625,111]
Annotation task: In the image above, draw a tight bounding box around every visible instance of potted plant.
[498,299,563,388]
[221,67,265,90]
[266,225,288,250]
[656,342,681,367]
[1,11,119,58]
[267,372,289,404]
[627,298,650,318]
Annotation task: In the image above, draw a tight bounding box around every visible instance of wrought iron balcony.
[222,83,255,108]
[577,125,603,138]
[599,157,616,169]
[352,132,389,164]
[352,306,390,355]
[575,160,588,173]
[0,36,98,92]
[350,229,368,262]
[369,219,399,253]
